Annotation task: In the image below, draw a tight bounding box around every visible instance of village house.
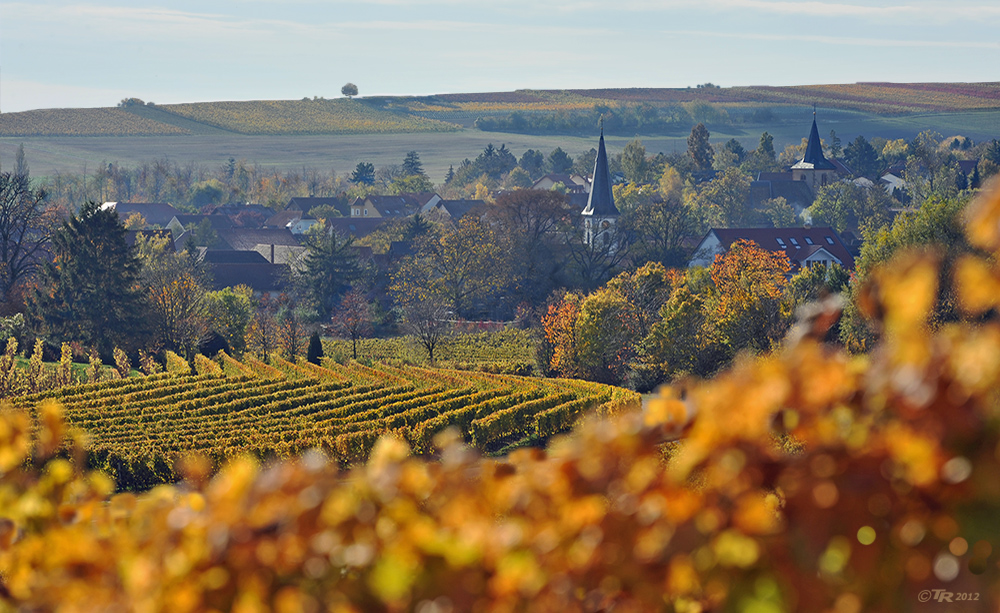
[689,226,855,272]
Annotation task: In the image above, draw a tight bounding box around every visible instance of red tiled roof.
[707,226,855,270]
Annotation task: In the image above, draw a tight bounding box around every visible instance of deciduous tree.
[393,216,509,319]
[330,288,373,360]
[0,171,56,307]
[135,233,209,356]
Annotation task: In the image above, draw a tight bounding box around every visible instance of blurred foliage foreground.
[6,194,1000,611]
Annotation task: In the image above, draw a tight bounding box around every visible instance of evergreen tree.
[518,149,546,179]
[687,123,714,172]
[445,165,455,184]
[297,228,361,318]
[844,135,881,179]
[350,162,375,185]
[757,132,775,160]
[28,201,148,358]
[401,151,425,177]
[723,138,747,163]
[828,130,842,158]
[548,147,574,174]
[306,331,324,364]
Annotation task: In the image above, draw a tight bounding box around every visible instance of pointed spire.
[798,112,836,170]
[583,129,619,217]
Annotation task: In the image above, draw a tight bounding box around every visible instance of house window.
[825,236,835,245]
[790,238,799,247]
[364,209,368,216]
[776,238,786,247]
[804,237,814,245]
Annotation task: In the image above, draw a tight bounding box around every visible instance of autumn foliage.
[5,188,1000,609]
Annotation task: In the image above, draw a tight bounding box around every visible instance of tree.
[400,295,450,363]
[828,130,842,158]
[401,151,425,177]
[246,294,280,359]
[192,217,219,248]
[621,139,650,184]
[297,228,361,319]
[740,132,780,175]
[306,332,324,364]
[0,172,56,306]
[28,201,147,358]
[14,144,28,178]
[709,239,792,355]
[135,233,209,356]
[204,285,255,355]
[518,149,545,179]
[757,132,775,160]
[341,83,358,98]
[541,292,583,378]
[840,194,973,352]
[485,190,570,306]
[330,288,373,360]
[808,182,893,237]
[389,174,434,195]
[547,147,573,174]
[618,186,698,268]
[687,123,714,172]
[843,135,881,179]
[565,217,631,290]
[691,167,753,227]
[758,197,794,227]
[725,138,747,162]
[350,162,376,186]
[276,300,306,361]
[393,216,509,319]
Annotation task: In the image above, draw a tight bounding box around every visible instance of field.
[4,107,999,186]
[8,351,638,489]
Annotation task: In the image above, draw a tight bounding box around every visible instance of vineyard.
[7,186,1000,609]
[4,82,999,138]
[0,107,191,137]
[154,99,460,135]
[7,352,638,489]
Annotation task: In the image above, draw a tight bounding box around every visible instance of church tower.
[791,112,839,192]
[582,128,620,247]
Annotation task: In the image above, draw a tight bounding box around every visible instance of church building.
[790,113,840,191]
[581,129,620,247]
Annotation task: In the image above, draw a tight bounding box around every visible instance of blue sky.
[2,0,998,112]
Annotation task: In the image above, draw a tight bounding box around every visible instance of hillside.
[11,352,638,489]
[2,82,998,138]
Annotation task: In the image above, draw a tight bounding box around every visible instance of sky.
[1,0,998,112]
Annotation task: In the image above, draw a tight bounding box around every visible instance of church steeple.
[798,113,836,171]
[582,128,619,217]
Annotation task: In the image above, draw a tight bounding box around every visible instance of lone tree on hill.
[341,83,358,98]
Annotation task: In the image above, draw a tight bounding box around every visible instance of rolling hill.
[2,82,998,138]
